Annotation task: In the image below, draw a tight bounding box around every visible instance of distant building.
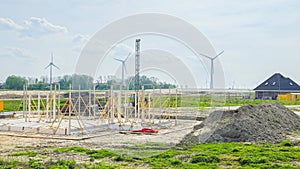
[254,73,300,100]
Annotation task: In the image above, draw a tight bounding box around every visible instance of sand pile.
[181,103,300,144]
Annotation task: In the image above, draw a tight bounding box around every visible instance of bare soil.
[181,103,300,144]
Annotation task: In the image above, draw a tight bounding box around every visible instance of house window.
[265,82,269,86]
[289,82,293,86]
[272,82,276,86]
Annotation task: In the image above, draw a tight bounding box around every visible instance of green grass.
[10,151,38,157]
[1,95,300,113]
[1,141,300,168]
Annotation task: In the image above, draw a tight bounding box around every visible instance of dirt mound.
[181,103,300,144]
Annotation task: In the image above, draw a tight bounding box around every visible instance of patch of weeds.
[29,158,45,169]
[153,149,181,158]
[190,153,220,164]
[10,151,38,157]
[182,162,218,169]
[88,149,116,159]
[54,146,116,160]
[15,145,33,149]
[238,155,268,165]
[147,157,182,168]
[280,140,293,147]
[54,146,90,153]
[113,155,134,162]
[87,162,117,169]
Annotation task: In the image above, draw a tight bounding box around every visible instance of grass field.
[1,96,300,113]
[0,141,299,168]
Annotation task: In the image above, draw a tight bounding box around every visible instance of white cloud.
[0,18,23,30]
[0,17,68,38]
[0,47,33,62]
[72,34,90,53]
[72,34,89,43]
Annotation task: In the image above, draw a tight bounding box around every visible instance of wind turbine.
[45,53,60,87]
[200,51,224,89]
[114,53,131,89]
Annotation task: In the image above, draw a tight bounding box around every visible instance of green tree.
[58,74,94,90]
[3,75,27,90]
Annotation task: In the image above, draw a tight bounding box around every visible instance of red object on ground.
[132,128,158,133]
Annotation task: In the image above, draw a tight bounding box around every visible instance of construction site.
[1,40,300,168]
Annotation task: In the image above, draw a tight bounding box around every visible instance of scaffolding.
[0,84,178,135]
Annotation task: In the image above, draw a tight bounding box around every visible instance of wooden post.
[46,94,49,122]
[58,83,61,119]
[110,85,114,124]
[53,84,56,122]
[93,84,96,117]
[28,95,31,122]
[38,91,40,122]
[117,91,121,120]
[68,84,72,135]
[78,85,81,116]
[175,89,178,126]
[141,85,145,122]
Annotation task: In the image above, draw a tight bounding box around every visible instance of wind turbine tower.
[200,51,224,89]
[45,53,60,87]
[114,53,131,89]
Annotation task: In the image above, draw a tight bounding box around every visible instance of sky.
[0,0,299,89]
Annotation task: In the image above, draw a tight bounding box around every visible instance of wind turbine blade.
[52,64,60,70]
[114,58,123,62]
[124,52,131,62]
[45,64,51,69]
[51,53,54,62]
[199,53,212,59]
[213,50,224,60]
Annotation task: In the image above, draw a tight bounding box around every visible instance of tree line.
[1,75,176,90]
